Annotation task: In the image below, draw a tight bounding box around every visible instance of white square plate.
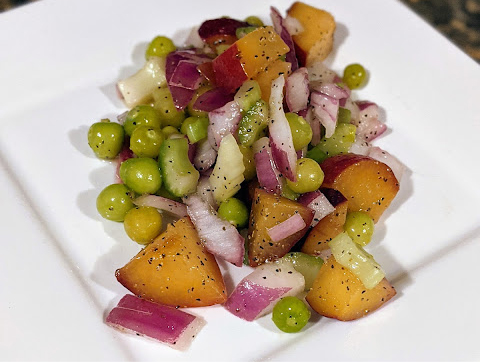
[1,0,480,360]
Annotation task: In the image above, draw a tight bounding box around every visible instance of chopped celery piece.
[158,138,199,197]
[279,252,324,291]
[209,134,245,203]
[305,147,328,164]
[329,232,385,289]
[237,100,269,146]
[310,123,356,157]
[337,107,352,124]
[117,57,167,108]
[281,182,299,201]
[234,80,262,113]
[238,145,256,181]
[180,116,209,143]
[152,87,186,128]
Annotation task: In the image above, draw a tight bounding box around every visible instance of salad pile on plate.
[86,1,405,350]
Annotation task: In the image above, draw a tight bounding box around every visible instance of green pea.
[119,157,162,195]
[129,125,164,158]
[145,36,176,59]
[87,119,124,159]
[217,197,249,228]
[124,206,163,245]
[344,211,375,246]
[124,105,163,137]
[342,63,367,89]
[96,183,134,221]
[286,158,324,194]
[236,26,257,39]
[272,296,311,333]
[286,113,312,151]
[162,125,181,139]
[244,15,264,27]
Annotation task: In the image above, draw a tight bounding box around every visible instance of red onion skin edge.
[224,280,290,321]
[106,294,202,349]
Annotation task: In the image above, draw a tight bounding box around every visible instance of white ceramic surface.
[1,0,479,360]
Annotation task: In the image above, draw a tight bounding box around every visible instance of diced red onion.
[310,91,339,138]
[106,294,205,351]
[165,50,209,82]
[198,18,249,42]
[193,138,217,173]
[207,100,241,150]
[224,261,305,321]
[269,75,298,181]
[267,213,306,242]
[342,97,360,124]
[307,61,337,85]
[115,145,134,183]
[253,137,283,194]
[169,60,205,90]
[166,50,211,109]
[312,82,350,101]
[168,86,195,110]
[183,194,244,267]
[133,194,188,218]
[196,175,217,210]
[354,101,387,142]
[270,7,298,72]
[285,67,309,113]
[296,146,307,159]
[193,87,234,112]
[348,139,371,155]
[298,190,335,227]
[368,146,405,182]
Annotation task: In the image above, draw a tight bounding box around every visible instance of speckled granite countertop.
[1,0,479,62]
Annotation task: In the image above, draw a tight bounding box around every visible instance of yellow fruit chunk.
[254,59,292,102]
[248,188,313,267]
[287,1,336,65]
[321,154,400,223]
[236,26,290,78]
[306,257,396,321]
[116,217,227,308]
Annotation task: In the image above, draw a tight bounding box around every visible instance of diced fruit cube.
[320,154,399,222]
[287,1,336,66]
[253,59,292,102]
[305,257,396,321]
[116,217,227,308]
[301,188,348,255]
[212,26,289,93]
[248,188,314,266]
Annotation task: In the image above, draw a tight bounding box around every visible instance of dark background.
[1,0,479,63]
